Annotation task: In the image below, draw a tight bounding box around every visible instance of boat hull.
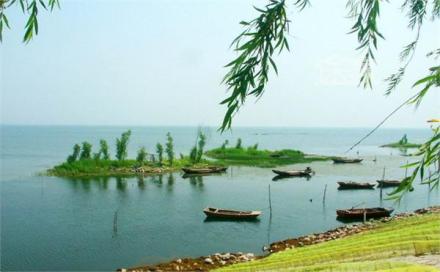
[272,169,311,177]
[182,167,227,174]
[337,182,375,190]
[376,180,401,187]
[203,207,261,220]
[332,158,363,164]
[336,207,394,219]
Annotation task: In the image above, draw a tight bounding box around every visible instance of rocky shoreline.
[119,206,439,272]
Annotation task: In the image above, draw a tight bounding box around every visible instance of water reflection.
[272,175,312,181]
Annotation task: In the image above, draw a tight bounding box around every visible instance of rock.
[176,259,182,264]
[204,258,214,265]
[246,253,255,259]
[220,253,231,260]
[238,255,249,262]
[219,260,226,265]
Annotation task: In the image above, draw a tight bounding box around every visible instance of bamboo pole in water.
[322,184,327,204]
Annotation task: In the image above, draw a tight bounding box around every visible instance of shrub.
[136,147,148,164]
[79,142,92,160]
[156,143,163,165]
[116,130,131,161]
[165,132,174,166]
[67,144,81,163]
[236,138,242,149]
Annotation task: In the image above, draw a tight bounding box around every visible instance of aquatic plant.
[136,147,148,164]
[156,143,164,165]
[66,144,81,163]
[165,132,174,166]
[79,141,92,160]
[235,138,242,149]
[116,130,131,161]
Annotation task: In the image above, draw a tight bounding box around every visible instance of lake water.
[1,126,438,271]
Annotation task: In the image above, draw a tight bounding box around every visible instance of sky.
[0,0,439,128]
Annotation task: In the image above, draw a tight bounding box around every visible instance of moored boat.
[332,157,363,164]
[181,166,227,174]
[376,179,401,187]
[337,181,375,190]
[272,167,313,177]
[203,207,261,219]
[336,207,394,219]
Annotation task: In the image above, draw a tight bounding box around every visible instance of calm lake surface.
[1,126,438,271]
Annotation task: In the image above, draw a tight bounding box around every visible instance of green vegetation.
[190,131,207,164]
[48,130,225,177]
[99,139,110,160]
[217,212,440,271]
[165,132,174,166]
[48,158,218,177]
[66,144,80,163]
[136,147,148,164]
[116,130,131,161]
[79,141,92,160]
[205,140,329,167]
[381,134,421,149]
[156,143,164,165]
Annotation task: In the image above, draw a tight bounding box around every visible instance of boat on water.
[376,179,401,187]
[203,207,261,220]
[181,166,227,174]
[336,207,394,219]
[332,157,363,164]
[272,167,313,177]
[337,181,375,190]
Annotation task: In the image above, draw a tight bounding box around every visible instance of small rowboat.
[203,207,261,220]
[272,167,313,177]
[332,158,363,164]
[337,181,375,190]
[181,167,227,174]
[376,179,401,187]
[336,207,394,219]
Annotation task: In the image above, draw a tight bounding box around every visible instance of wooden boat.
[336,207,394,219]
[272,167,313,177]
[181,167,227,174]
[332,157,363,164]
[337,181,375,190]
[376,179,401,187]
[203,207,261,219]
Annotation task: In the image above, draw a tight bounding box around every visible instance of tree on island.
[66,144,80,163]
[156,143,164,166]
[165,132,174,166]
[116,130,131,161]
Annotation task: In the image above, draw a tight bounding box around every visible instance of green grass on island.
[217,212,440,271]
[47,132,330,177]
[205,147,330,167]
[47,158,221,177]
[381,134,421,149]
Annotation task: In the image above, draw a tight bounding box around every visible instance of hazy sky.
[1,0,439,128]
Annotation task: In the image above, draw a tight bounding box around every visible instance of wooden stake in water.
[113,210,118,237]
[268,184,272,218]
[380,167,385,202]
[322,184,327,204]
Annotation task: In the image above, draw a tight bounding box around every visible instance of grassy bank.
[205,147,329,167]
[47,158,221,177]
[217,212,440,271]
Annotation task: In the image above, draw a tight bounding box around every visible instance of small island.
[380,134,421,149]
[205,139,330,167]
[47,132,330,177]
